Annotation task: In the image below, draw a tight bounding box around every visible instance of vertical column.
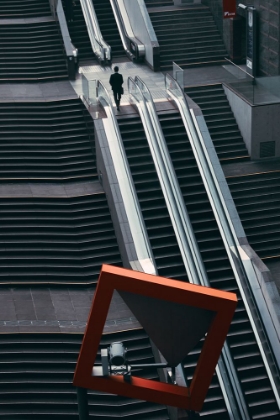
[77,387,89,420]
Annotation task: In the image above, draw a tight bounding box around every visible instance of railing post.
[77,387,89,420]
[67,56,76,80]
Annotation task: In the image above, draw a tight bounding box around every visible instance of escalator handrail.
[128,76,205,287]
[109,0,145,61]
[54,0,78,57]
[80,0,111,62]
[96,80,155,273]
[165,73,280,409]
[134,75,208,287]
[133,76,246,420]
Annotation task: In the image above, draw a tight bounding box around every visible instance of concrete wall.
[123,0,160,70]
[251,102,280,158]
[249,0,280,76]
[202,0,224,35]
[224,84,280,159]
[223,84,252,155]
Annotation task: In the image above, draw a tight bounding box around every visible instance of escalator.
[117,113,231,419]
[147,6,228,70]
[184,84,250,163]
[156,108,280,419]
[117,115,187,281]
[65,0,124,62]
[92,0,124,59]
[65,0,96,62]
[0,330,169,419]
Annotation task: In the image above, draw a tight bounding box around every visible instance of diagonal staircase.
[226,170,280,260]
[184,84,250,163]
[148,6,228,70]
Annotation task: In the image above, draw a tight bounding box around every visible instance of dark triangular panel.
[119,290,215,366]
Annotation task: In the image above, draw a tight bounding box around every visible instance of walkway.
[71,59,168,109]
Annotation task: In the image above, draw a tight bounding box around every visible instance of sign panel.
[246,7,257,76]
[223,0,236,18]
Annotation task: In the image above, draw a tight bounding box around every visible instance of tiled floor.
[0,287,140,333]
[0,181,102,198]
[71,59,168,108]
[0,81,77,101]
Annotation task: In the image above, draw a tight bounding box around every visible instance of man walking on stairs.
[109,66,124,111]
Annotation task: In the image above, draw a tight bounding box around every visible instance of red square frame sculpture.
[73,264,237,411]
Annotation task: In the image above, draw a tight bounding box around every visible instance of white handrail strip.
[96,81,155,272]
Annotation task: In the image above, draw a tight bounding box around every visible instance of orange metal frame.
[73,264,237,411]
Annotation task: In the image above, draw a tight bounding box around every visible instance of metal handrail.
[134,75,208,286]
[165,73,280,412]
[96,81,155,273]
[110,0,132,59]
[130,76,244,420]
[110,0,145,61]
[129,76,205,286]
[80,0,111,63]
[224,57,255,80]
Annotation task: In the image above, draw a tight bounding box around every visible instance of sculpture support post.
[77,387,89,420]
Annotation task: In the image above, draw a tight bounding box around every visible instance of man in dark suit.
[109,66,124,111]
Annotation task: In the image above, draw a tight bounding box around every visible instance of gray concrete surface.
[0,287,140,333]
